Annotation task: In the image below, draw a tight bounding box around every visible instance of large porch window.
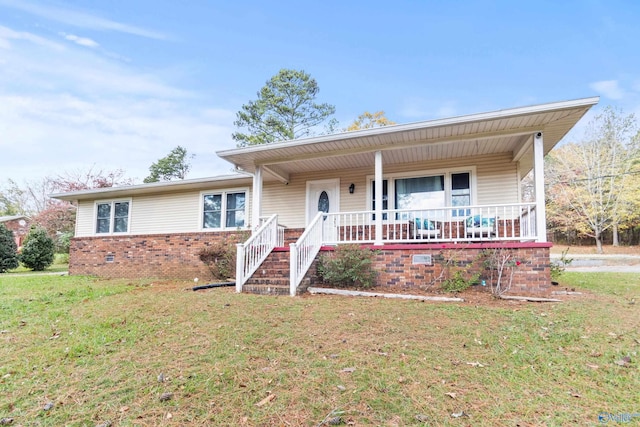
[370,170,472,218]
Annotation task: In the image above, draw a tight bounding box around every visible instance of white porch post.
[252,165,263,231]
[374,151,383,245]
[533,132,547,242]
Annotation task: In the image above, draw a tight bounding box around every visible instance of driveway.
[554,254,640,273]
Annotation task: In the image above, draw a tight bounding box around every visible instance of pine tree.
[19,227,55,271]
[0,224,19,273]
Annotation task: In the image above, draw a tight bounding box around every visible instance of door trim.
[305,178,340,225]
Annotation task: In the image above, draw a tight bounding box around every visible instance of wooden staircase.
[242,250,310,296]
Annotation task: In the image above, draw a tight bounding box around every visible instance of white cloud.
[0,23,234,184]
[0,24,65,51]
[0,0,168,40]
[589,79,625,100]
[62,33,99,48]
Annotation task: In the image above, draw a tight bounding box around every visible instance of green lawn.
[0,273,638,426]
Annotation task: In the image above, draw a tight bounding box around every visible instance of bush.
[55,231,73,254]
[19,227,55,271]
[550,247,572,281]
[317,244,378,289]
[441,270,479,293]
[199,239,237,281]
[0,224,19,273]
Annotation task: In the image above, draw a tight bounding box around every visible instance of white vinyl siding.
[261,153,518,228]
[74,189,252,237]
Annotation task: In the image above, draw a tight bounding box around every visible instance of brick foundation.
[305,242,552,294]
[69,232,248,280]
[70,234,551,294]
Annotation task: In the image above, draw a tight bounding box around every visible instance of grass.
[0,273,638,426]
[5,253,69,275]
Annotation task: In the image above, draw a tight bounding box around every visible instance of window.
[369,170,473,219]
[451,172,471,217]
[371,180,388,220]
[395,176,445,210]
[202,190,247,230]
[95,200,130,234]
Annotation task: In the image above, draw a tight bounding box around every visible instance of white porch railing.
[321,203,538,244]
[289,212,324,296]
[235,214,280,292]
[259,216,285,247]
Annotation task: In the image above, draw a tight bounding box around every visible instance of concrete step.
[242,283,290,296]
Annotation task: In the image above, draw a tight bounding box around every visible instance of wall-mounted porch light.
[349,183,355,194]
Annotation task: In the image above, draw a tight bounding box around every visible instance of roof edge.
[217,96,600,158]
[51,173,252,201]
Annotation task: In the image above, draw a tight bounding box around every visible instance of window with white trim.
[202,191,246,229]
[95,200,130,234]
[370,170,472,218]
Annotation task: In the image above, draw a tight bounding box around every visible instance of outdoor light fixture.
[349,183,355,194]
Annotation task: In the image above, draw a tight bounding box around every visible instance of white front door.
[306,179,340,243]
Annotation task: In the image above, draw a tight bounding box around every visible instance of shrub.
[19,227,55,271]
[317,244,378,289]
[55,231,73,254]
[482,248,525,296]
[441,270,479,293]
[199,239,237,281]
[0,224,19,273]
[550,247,572,281]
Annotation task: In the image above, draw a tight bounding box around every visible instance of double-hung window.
[202,190,247,230]
[95,200,130,234]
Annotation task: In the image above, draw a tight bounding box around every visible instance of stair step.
[242,284,290,296]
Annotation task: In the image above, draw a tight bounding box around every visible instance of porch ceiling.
[217,97,599,182]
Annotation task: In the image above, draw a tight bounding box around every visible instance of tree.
[232,69,336,146]
[144,146,194,183]
[0,224,19,273]
[545,107,639,253]
[32,203,76,252]
[19,227,55,271]
[345,111,396,131]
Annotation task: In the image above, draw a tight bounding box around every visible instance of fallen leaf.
[159,392,173,402]
[451,411,469,418]
[614,356,631,367]
[43,401,54,411]
[0,418,14,425]
[166,412,172,420]
[590,352,602,357]
[445,392,457,399]
[586,364,599,370]
[119,406,129,412]
[337,385,346,391]
[255,393,275,407]
[340,367,356,373]
[465,361,485,367]
[571,392,581,398]
[415,414,431,422]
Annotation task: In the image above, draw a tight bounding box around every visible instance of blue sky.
[1,0,639,185]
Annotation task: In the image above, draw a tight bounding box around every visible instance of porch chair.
[414,218,440,239]
[465,215,496,238]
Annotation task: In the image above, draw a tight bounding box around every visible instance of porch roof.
[217,97,599,183]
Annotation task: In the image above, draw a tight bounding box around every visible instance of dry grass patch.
[0,273,638,426]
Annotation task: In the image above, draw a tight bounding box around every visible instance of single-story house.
[0,215,31,248]
[53,97,599,296]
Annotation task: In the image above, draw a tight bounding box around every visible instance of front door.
[306,179,340,243]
